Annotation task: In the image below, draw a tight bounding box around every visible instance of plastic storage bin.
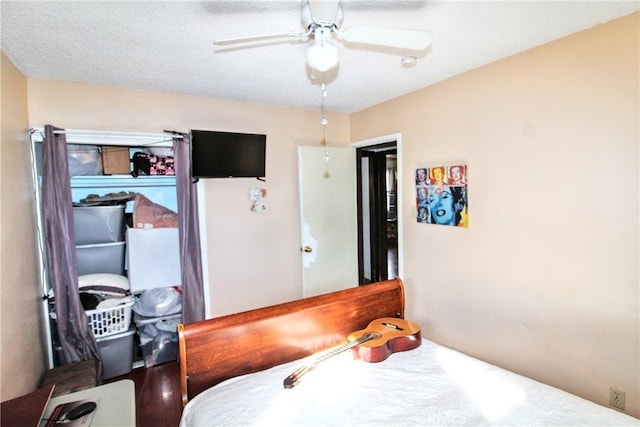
[76,241,126,275]
[67,144,103,176]
[134,313,180,368]
[73,205,125,245]
[96,325,135,380]
[86,300,134,338]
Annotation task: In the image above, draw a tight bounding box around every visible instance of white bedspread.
[180,338,638,426]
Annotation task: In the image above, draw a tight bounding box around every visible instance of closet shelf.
[71,175,176,189]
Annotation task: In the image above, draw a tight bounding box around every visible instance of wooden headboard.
[177,278,405,406]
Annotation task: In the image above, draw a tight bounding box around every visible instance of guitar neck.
[311,333,371,366]
[283,333,374,389]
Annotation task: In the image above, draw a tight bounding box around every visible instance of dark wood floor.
[107,362,182,427]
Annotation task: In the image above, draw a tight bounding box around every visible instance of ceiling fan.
[214,0,433,75]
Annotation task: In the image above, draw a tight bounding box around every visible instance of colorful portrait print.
[416,165,468,227]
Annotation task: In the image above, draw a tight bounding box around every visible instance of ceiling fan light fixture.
[306,39,339,73]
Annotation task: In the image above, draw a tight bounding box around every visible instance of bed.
[177,278,638,426]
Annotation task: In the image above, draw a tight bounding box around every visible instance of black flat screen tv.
[190,129,266,179]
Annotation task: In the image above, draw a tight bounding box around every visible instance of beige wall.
[0,51,48,400]
[352,13,639,417]
[26,80,350,317]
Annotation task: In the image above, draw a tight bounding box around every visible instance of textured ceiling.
[1,1,638,113]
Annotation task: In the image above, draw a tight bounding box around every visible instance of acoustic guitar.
[283,317,421,388]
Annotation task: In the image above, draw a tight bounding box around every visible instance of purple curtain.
[42,125,102,381]
[173,133,205,323]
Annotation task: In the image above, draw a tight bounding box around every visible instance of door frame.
[351,133,403,282]
[356,143,396,283]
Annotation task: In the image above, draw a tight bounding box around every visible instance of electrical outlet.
[609,386,626,411]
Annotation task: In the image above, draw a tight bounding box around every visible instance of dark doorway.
[356,142,398,284]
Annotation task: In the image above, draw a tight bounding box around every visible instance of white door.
[298,146,358,297]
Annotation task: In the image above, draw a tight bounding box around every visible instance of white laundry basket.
[86,301,134,338]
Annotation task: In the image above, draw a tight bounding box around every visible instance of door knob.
[303,245,313,253]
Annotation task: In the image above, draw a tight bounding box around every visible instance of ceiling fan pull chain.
[320,82,330,162]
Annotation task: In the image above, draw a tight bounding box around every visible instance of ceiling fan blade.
[341,27,433,51]
[214,31,308,46]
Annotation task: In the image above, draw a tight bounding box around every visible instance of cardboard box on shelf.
[101,146,130,175]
